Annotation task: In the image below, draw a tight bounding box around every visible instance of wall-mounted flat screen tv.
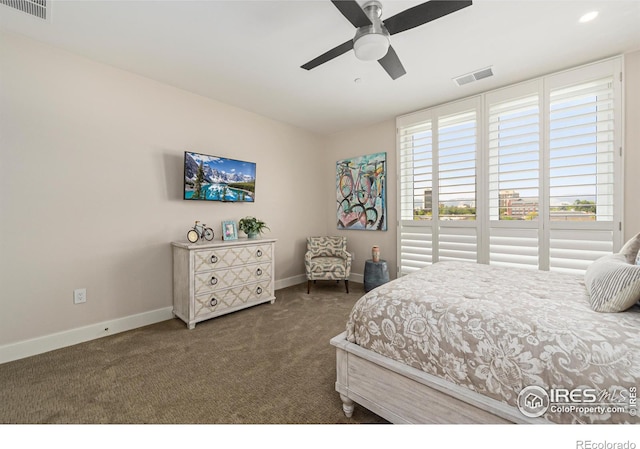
[184,151,256,202]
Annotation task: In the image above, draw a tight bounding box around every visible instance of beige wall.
[0,32,326,346]
[323,120,398,281]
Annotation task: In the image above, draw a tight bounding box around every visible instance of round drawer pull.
[210,255,218,264]
[210,276,218,285]
[256,286,263,295]
[256,268,263,276]
[256,249,263,257]
[210,298,218,307]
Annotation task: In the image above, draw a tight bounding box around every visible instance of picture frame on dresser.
[222,220,238,241]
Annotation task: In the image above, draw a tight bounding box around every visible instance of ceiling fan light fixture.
[353,33,390,61]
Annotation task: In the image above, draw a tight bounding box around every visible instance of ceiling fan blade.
[383,1,472,36]
[378,46,406,80]
[301,40,354,71]
[331,0,372,28]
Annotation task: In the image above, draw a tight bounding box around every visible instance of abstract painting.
[336,152,387,231]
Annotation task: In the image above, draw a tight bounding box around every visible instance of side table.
[363,259,390,292]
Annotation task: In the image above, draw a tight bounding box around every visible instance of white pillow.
[585,254,640,312]
[636,250,640,266]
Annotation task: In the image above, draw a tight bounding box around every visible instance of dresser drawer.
[194,262,272,295]
[193,244,273,273]
[194,279,273,319]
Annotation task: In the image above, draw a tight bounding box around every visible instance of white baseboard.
[274,273,363,290]
[1,274,367,365]
[0,307,174,364]
[275,274,307,290]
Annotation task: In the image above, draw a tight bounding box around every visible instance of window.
[397,57,623,276]
[486,83,541,270]
[488,93,540,222]
[549,78,615,223]
[398,98,479,274]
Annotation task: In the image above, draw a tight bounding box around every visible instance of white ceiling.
[1,0,639,135]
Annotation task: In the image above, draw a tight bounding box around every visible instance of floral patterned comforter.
[346,261,640,424]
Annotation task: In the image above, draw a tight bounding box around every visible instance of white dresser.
[172,238,276,329]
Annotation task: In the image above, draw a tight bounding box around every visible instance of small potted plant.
[238,216,269,239]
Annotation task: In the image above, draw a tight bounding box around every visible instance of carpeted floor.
[0,281,387,424]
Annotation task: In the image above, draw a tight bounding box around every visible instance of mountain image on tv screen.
[184,151,256,202]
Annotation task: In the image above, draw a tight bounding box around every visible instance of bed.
[331,260,640,424]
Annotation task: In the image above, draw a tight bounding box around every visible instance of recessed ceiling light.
[579,11,599,23]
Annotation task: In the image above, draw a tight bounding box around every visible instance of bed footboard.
[331,331,543,424]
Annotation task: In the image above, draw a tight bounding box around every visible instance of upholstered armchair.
[305,236,352,294]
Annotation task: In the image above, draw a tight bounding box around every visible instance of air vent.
[1,0,48,20]
[455,74,476,86]
[453,66,494,87]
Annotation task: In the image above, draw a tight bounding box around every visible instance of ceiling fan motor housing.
[353,1,390,61]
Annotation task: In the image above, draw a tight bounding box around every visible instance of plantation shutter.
[397,99,479,275]
[486,82,541,269]
[437,108,478,263]
[546,73,619,274]
[398,117,435,275]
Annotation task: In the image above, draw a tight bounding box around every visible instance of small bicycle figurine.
[187,220,214,243]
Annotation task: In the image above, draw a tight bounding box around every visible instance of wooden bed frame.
[331,331,546,424]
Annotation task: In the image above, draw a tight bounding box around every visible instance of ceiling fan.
[301,0,472,80]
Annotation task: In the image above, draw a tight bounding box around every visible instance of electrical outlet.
[74,288,87,304]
